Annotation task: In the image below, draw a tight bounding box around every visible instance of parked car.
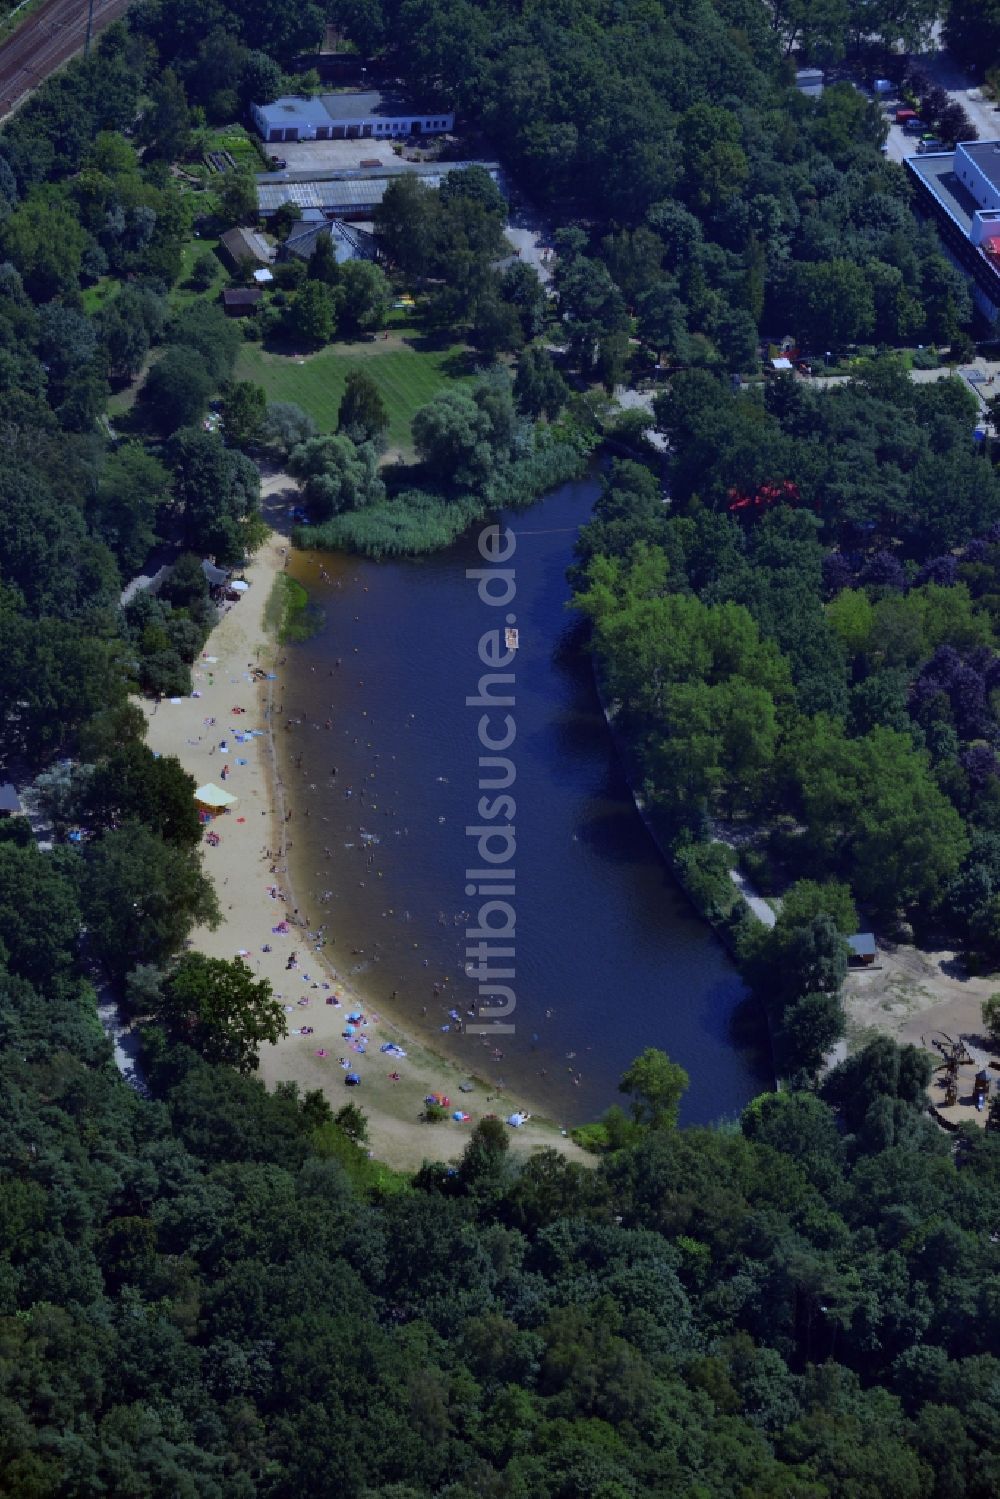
[917,138,946,153]
[903,118,925,135]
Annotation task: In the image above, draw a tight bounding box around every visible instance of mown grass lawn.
[169,232,226,311]
[235,335,475,457]
[83,231,225,319]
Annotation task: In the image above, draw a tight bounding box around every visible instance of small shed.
[0,782,22,817]
[795,68,824,98]
[847,932,877,967]
[221,287,263,317]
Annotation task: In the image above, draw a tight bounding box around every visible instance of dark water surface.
[281,473,768,1125]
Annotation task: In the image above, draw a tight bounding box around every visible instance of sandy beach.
[141,474,586,1171]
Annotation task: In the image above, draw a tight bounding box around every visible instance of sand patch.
[141,473,586,1172]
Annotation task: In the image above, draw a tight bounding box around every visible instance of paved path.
[504,196,554,285]
[726,863,776,927]
[611,385,670,451]
[96,988,149,1096]
[923,48,1000,143]
[811,358,1000,426]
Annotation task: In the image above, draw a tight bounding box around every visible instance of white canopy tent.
[194,783,238,810]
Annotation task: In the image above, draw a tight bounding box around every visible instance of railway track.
[0,0,133,119]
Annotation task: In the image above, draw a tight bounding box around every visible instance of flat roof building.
[907,140,1000,320]
[256,160,502,221]
[795,68,824,97]
[251,91,455,144]
[955,139,1000,206]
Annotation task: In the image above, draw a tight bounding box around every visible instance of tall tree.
[220,380,267,447]
[80,821,219,980]
[619,1048,690,1129]
[139,70,192,161]
[140,346,214,433]
[168,427,261,560]
[155,954,287,1071]
[286,280,335,344]
[337,369,389,446]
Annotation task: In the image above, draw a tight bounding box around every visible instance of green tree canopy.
[138,69,192,160]
[91,442,171,574]
[285,279,335,344]
[80,821,219,980]
[337,369,389,446]
[167,427,261,560]
[289,432,385,519]
[619,1048,689,1129]
[141,345,214,433]
[156,953,287,1071]
[338,260,390,335]
[220,379,267,448]
[70,744,201,848]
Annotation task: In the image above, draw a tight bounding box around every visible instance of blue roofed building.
[251,91,455,144]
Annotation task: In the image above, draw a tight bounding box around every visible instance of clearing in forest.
[235,334,475,459]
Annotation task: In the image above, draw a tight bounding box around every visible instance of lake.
[280,471,769,1126]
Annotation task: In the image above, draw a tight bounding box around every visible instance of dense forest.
[2,1,1000,1494]
[573,359,1000,1024]
[5,849,1000,1497]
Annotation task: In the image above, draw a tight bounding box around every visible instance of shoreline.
[142,483,586,1172]
[278,544,588,1131]
[592,654,995,1089]
[590,658,779,1088]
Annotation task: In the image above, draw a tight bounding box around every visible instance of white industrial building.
[251,90,454,144]
[908,140,1000,320]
